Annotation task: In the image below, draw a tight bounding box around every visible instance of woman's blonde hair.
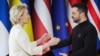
[10,4,27,25]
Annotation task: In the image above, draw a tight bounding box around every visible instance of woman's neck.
[19,22,24,27]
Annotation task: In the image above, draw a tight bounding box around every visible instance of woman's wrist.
[36,38,42,45]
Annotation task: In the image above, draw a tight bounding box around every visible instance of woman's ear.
[19,14,24,20]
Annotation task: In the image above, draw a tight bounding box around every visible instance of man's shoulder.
[87,22,96,30]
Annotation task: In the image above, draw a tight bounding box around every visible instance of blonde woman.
[9,4,60,56]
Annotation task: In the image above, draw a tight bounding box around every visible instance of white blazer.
[9,24,42,56]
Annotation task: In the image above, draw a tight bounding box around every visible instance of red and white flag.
[32,0,53,39]
[87,0,100,39]
[32,0,53,55]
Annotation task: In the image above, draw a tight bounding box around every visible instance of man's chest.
[71,28,86,44]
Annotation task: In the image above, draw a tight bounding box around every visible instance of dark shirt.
[51,20,97,56]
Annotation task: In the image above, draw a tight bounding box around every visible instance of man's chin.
[73,20,79,23]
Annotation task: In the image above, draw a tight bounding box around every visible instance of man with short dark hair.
[51,3,97,56]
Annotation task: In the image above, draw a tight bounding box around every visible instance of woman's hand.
[42,47,50,55]
[41,33,51,43]
[37,33,51,45]
[47,37,60,46]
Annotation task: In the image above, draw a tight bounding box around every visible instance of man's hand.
[59,53,68,56]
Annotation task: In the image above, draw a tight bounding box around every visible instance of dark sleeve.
[51,35,72,50]
[68,28,97,56]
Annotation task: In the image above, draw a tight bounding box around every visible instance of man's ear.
[80,12,85,18]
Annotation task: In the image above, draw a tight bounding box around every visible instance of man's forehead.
[72,7,78,11]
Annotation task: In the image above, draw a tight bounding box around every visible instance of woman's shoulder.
[9,24,23,38]
[11,25,20,32]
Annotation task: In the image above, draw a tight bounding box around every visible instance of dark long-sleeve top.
[51,20,97,56]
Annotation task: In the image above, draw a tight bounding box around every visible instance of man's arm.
[51,35,72,50]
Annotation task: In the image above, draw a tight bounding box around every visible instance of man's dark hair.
[72,3,88,16]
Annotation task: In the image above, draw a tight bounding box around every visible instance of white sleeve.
[30,41,37,47]
[15,30,43,55]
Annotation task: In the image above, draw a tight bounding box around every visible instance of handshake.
[36,33,60,55]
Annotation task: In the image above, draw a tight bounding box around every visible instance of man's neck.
[78,17,87,24]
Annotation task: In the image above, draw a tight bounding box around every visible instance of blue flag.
[51,0,70,56]
[0,0,11,55]
[94,0,100,10]
[0,0,11,31]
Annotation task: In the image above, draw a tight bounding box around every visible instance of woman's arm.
[36,33,51,45]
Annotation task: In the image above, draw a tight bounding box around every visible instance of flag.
[0,0,11,55]
[10,0,34,41]
[51,0,70,56]
[87,0,100,49]
[32,0,53,40]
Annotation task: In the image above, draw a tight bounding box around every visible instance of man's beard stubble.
[73,18,80,23]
